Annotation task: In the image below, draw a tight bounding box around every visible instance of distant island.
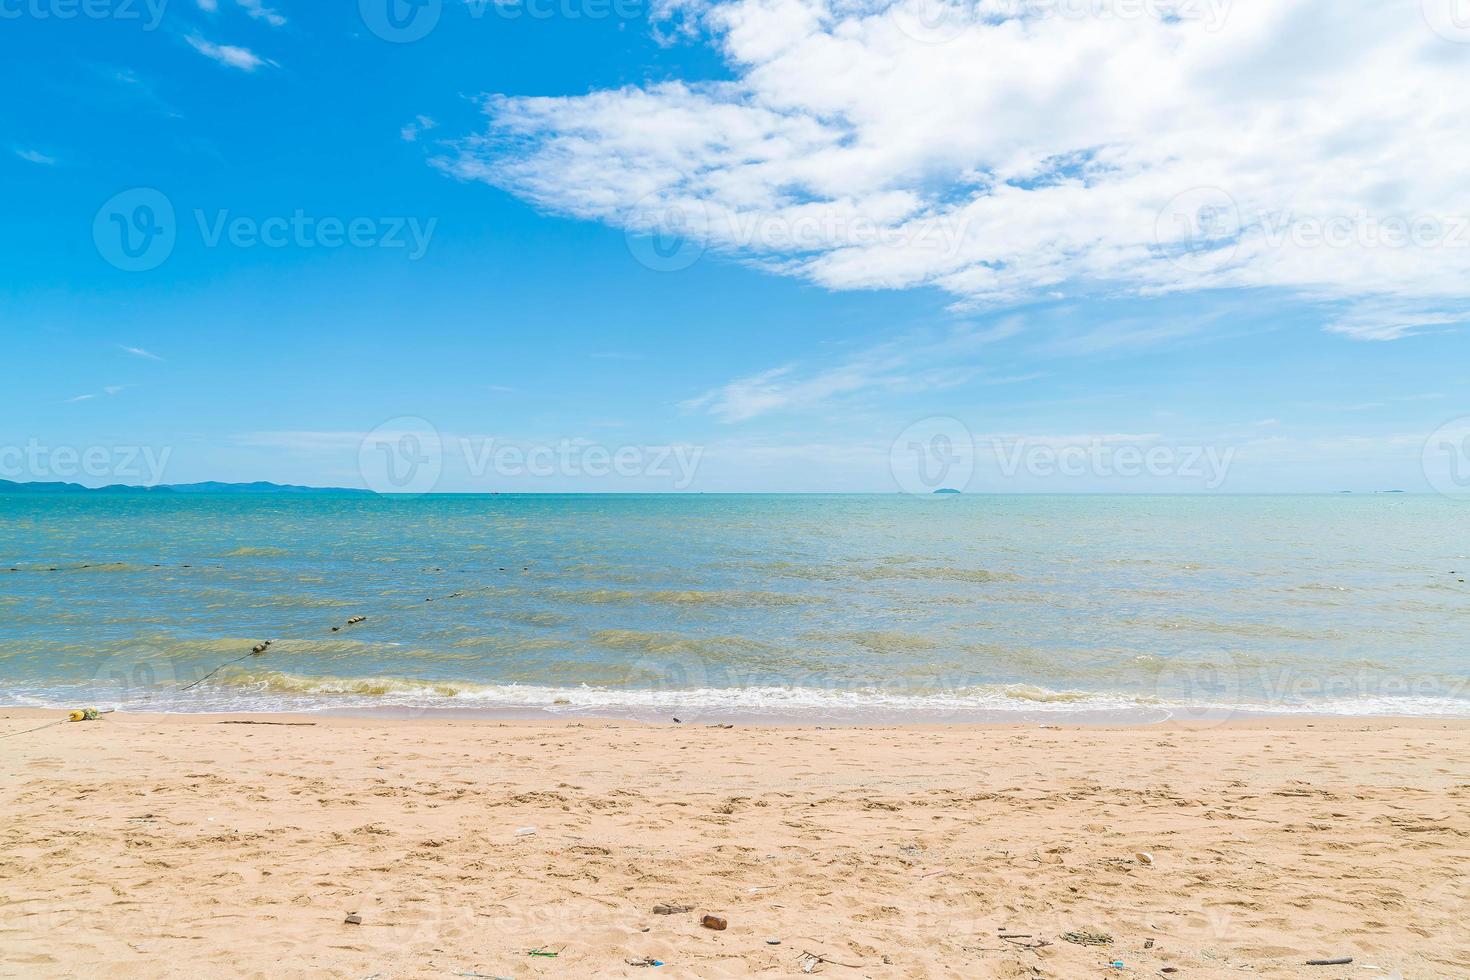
[0,480,369,495]
[933,488,962,494]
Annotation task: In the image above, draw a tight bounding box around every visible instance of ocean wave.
[590,629,773,657]
[558,588,815,607]
[758,562,1018,584]
[219,546,291,558]
[13,669,1467,723]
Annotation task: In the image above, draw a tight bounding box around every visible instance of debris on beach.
[652,904,692,915]
[701,914,728,931]
[514,826,537,837]
[1061,929,1112,946]
[627,956,664,967]
[1135,851,1154,865]
[343,912,362,925]
[1306,957,1353,966]
[796,951,864,972]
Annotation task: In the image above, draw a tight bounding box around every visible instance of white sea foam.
[7,675,1470,725]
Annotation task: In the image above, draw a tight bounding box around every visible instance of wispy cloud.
[683,319,1024,422]
[120,345,164,361]
[1323,309,1464,342]
[186,35,274,72]
[14,148,56,166]
[66,385,133,404]
[195,0,284,25]
[401,115,437,142]
[234,0,286,27]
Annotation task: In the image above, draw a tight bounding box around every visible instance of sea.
[1,493,1466,723]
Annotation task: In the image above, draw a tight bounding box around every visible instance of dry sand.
[1,711,1467,979]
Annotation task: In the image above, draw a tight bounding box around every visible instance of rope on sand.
[0,708,115,740]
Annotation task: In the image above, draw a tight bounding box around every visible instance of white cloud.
[683,319,1024,421]
[15,149,56,166]
[186,35,274,71]
[401,115,438,142]
[439,0,1470,339]
[1323,308,1464,342]
[195,0,285,25]
[120,345,165,361]
[234,0,286,26]
[66,385,132,404]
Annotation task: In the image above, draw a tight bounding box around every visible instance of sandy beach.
[1,712,1466,979]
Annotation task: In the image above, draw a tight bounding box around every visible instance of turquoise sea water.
[1,493,1466,722]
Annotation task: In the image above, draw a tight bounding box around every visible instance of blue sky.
[4,0,1468,492]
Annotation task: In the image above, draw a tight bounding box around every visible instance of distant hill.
[0,480,369,495]
[933,488,962,494]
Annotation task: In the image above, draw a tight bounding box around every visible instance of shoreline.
[3,711,1466,978]
[8,705,1470,730]
[8,697,1470,727]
